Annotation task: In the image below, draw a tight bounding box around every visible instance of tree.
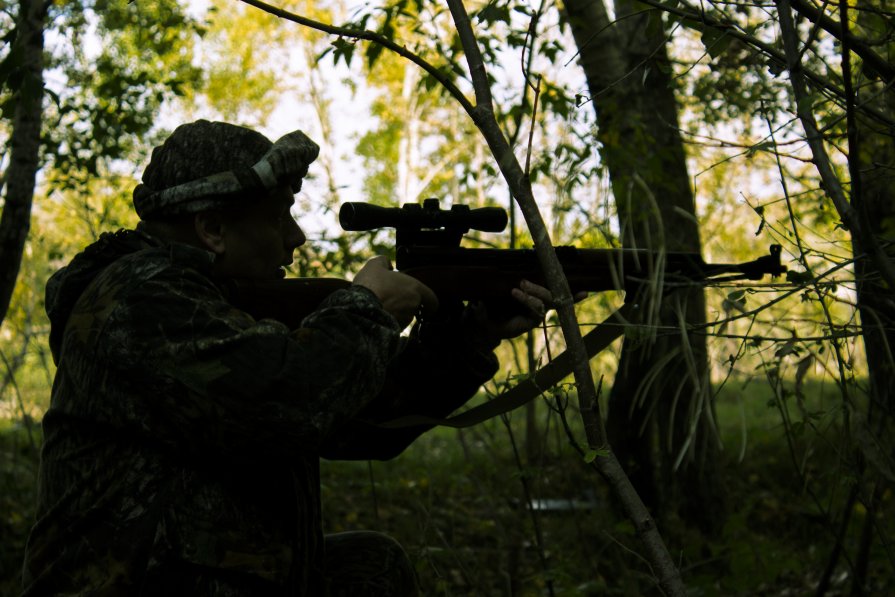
[0,0,46,327]
[635,0,895,589]
[562,0,723,531]
[7,0,891,591]
[782,0,895,590]
[852,0,895,466]
[0,0,203,331]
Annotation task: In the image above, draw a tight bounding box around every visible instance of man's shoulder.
[103,239,215,284]
[66,239,219,334]
[82,239,216,307]
[61,241,236,363]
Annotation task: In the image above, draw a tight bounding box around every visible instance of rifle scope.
[339,199,508,233]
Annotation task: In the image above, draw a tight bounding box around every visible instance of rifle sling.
[375,302,635,429]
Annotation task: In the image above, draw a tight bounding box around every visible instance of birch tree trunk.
[0,0,46,328]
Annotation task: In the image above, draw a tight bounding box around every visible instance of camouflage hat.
[133,120,319,219]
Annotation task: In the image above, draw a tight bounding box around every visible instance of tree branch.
[443,0,686,594]
[789,0,895,87]
[637,0,895,128]
[237,0,474,114]
[0,0,46,328]
[775,0,895,293]
[239,0,688,592]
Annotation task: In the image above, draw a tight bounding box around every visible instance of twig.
[775,0,895,292]
[237,0,474,113]
[500,412,556,597]
[638,0,895,128]
[441,1,686,592]
[240,0,688,592]
[789,0,895,87]
[762,100,854,408]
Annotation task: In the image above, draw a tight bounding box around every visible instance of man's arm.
[320,281,554,460]
[319,313,499,460]
[79,261,402,462]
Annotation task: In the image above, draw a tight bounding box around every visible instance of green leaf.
[583,448,609,463]
[722,288,748,313]
[774,340,799,359]
[701,28,733,59]
[475,4,510,25]
[0,94,17,119]
[366,42,385,69]
[2,26,17,45]
[767,58,786,77]
[0,44,24,92]
[786,270,814,284]
[331,37,356,67]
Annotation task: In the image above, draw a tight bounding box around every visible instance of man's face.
[213,186,306,279]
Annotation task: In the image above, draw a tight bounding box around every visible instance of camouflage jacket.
[22,229,498,596]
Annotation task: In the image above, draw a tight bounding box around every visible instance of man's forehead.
[247,186,296,215]
[269,185,296,207]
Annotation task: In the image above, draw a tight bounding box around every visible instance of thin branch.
[240,0,687,592]
[442,0,685,593]
[789,0,895,87]
[775,0,895,297]
[237,0,474,114]
[638,0,895,128]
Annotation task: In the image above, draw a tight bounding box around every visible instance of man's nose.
[285,217,306,250]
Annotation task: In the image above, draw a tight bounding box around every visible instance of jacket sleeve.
[319,308,500,461]
[72,261,401,461]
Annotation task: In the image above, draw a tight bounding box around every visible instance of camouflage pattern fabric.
[133,124,320,219]
[22,229,497,595]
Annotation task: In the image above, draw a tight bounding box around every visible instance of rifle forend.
[393,244,785,304]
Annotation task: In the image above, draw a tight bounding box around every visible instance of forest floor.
[1,379,892,596]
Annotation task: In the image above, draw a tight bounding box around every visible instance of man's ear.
[194,211,227,255]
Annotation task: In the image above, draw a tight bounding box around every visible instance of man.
[22,120,551,595]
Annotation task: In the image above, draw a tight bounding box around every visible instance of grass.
[2,378,892,595]
[0,418,39,596]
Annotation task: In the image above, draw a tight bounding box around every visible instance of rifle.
[229,199,785,428]
[229,198,786,329]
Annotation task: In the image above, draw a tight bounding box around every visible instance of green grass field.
[2,379,892,596]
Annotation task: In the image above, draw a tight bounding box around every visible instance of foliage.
[319,378,892,595]
[0,420,39,596]
[328,0,599,219]
[36,0,204,191]
[1,0,894,592]
[184,2,292,126]
[3,381,892,594]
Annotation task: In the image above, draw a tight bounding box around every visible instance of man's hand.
[353,256,439,329]
[464,280,557,349]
